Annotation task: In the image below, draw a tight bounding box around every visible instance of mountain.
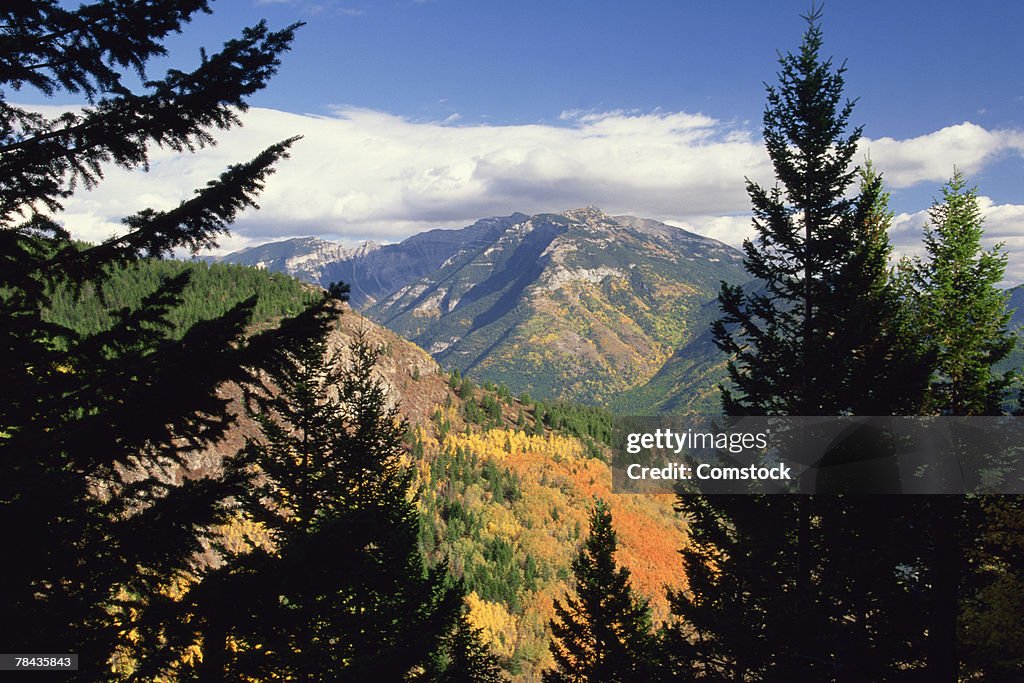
[206,236,381,288]
[322,214,530,308]
[364,207,748,403]
[212,208,747,404]
[1008,283,1024,328]
[213,214,529,308]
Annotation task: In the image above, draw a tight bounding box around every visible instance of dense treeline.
[203,305,487,681]
[43,257,317,338]
[423,440,537,611]
[446,371,615,460]
[533,400,615,455]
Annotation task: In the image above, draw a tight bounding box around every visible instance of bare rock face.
[213,215,529,309]
[325,304,454,426]
[187,305,457,477]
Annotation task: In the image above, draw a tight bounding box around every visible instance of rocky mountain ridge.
[208,236,381,287]
[214,208,748,403]
[364,207,746,402]
[210,214,529,308]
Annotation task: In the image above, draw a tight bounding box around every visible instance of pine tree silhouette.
[0,3,301,678]
[209,303,464,680]
[544,500,656,683]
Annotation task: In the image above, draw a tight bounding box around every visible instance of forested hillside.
[410,391,685,679]
[43,258,318,338]
[192,289,690,681]
[24,245,687,680]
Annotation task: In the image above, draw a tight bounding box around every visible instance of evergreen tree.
[905,170,1017,416]
[421,611,508,683]
[544,500,656,683]
[675,10,935,681]
[838,162,935,415]
[712,9,927,417]
[212,304,463,681]
[0,2,300,678]
[959,496,1024,681]
[665,495,802,681]
[896,170,1018,678]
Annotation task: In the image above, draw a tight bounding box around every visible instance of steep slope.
[198,302,453,468]
[214,214,528,308]
[366,207,747,404]
[207,236,381,287]
[322,214,529,308]
[608,293,727,415]
[203,306,688,681]
[43,257,320,341]
[54,258,689,681]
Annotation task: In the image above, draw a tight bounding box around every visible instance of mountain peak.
[209,209,749,404]
[561,206,613,223]
[363,210,747,403]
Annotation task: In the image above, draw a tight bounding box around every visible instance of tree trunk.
[929,495,959,681]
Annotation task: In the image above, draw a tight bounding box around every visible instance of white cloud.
[667,215,757,246]
[860,123,1024,188]
[39,105,1021,278]
[887,199,1024,285]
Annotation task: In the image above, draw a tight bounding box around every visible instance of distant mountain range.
[209,215,1024,411]
[209,214,529,309]
[212,208,748,404]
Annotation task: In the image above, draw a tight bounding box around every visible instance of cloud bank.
[47,105,1024,281]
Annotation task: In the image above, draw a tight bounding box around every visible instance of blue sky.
[34,0,1024,279]
[204,1,1023,134]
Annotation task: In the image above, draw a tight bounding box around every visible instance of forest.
[1,2,1022,682]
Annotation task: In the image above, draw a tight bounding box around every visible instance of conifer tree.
[214,302,463,681]
[906,170,1017,416]
[676,9,935,681]
[897,170,1018,678]
[959,496,1024,680]
[712,9,926,417]
[0,2,300,678]
[421,611,508,683]
[544,500,656,683]
[837,162,934,415]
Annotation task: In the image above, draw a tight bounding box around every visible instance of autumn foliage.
[412,400,685,680]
